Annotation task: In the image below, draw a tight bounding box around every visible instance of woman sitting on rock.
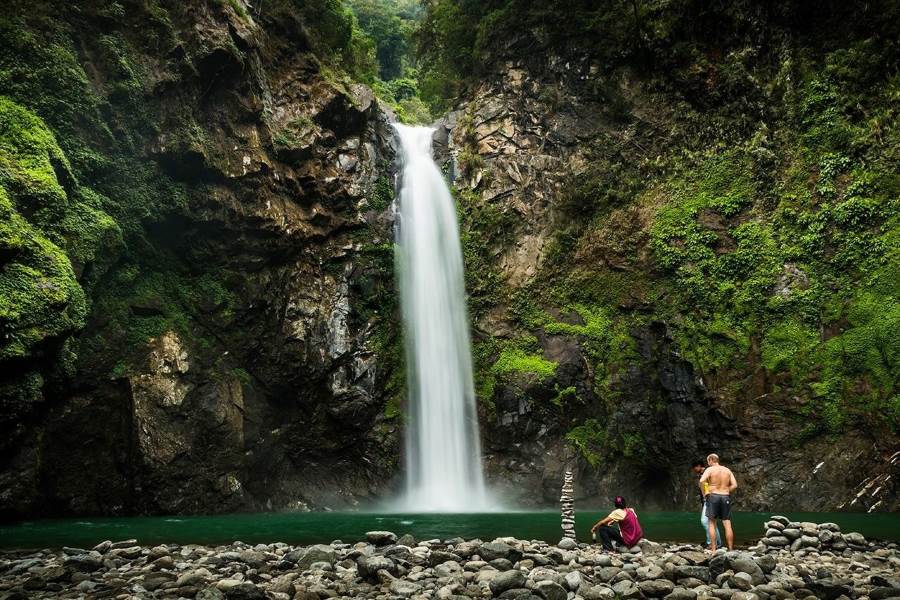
[590,496,643,552]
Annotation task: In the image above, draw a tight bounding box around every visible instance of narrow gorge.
[1,0,899,522]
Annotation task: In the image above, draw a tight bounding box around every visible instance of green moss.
[565,419,607,467]
[551,385,578,407]
[491,348,557,380]
[0,97,121,362]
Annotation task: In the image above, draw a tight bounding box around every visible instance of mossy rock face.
[0,98,119,387]
[0,0,403,519]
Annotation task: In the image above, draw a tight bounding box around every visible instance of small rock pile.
[0,525,898,600]
[560,470,576,542]
[754,517,869,555]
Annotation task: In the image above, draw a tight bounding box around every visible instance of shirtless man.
[700,453,738,551]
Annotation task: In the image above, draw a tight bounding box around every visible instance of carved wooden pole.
[560,469,576,539]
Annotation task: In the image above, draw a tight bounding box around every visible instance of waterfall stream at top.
[392,123,491,512]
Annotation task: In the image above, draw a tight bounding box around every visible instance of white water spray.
[392,123,490,512]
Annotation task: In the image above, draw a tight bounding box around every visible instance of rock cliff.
[0,0,402,519]
[1,0,898,519]
[434,33,899,511]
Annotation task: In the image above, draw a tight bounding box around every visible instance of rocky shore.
[1,522,898,600]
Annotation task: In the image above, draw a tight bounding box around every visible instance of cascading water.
[392,123,490,512]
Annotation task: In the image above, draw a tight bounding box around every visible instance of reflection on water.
[2,511,898,550]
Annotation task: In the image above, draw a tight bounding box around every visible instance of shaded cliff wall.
[430,1,900,512]
[0,0,403,519]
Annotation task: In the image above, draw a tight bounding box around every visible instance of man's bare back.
[702,464,737,495]
[700,454,738,551]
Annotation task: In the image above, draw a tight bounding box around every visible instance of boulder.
[389,579,423,597]
[237,550,267,568]
[664,589,698,600]
[365,531,398,546]
[557,538,577,550]
[480,542,522,562]
[754,555,777,574]
[818,530,835,544]
[799,535,820,548]
[198,588,225,600]
[728,554,766,585]
[730,572,754,591]
[287,544,336,570]
[435,560,464,579]
[638,579,676,597]
[638,565,665,580]
[674,566,709,582]
[564,571,584,591]
[498,590,541,600]
[612,580,644,599]
[223,582,266,600]
[63,553,103,572]
[579,584,616,600]
[356,555,397,580]
[490,570,527,595]
[596,566,623,582]
[807,579,853,600]
[431,550,463,566]
[529,567,566,586]
[534,580,568,600]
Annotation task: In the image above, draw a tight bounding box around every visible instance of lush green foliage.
[441,0,900,465]
[0,97,120,360]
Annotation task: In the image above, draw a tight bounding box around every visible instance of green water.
[2,511,898,550]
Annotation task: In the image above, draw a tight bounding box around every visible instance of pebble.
[0,522,896,599]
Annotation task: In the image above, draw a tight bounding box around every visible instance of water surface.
[3,511,898,550]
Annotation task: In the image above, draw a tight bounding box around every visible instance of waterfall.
[392,123,490,512]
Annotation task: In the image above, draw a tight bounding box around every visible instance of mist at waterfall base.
[390,123,494,512]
